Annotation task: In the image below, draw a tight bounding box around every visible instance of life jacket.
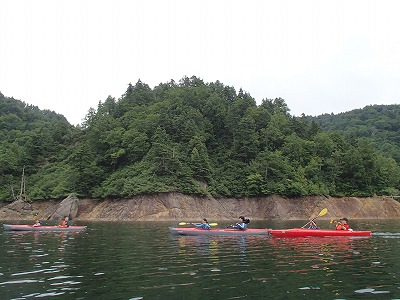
[194,223,210,230]
[235,222,247,230]
[336,223,350,230]
[60,220,70,227]
[203,223,211,230]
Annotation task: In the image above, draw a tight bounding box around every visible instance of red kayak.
[170,227,269,236]
[3,224,87,232]
[268,228,371,238]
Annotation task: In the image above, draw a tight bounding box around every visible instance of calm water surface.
[1,220,400,299]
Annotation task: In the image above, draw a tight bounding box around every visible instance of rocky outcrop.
[0,199,33,220]
[0,195,80,222]
[0,193,400,221]
[44,195,80,221]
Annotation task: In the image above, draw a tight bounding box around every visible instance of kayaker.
[308,221,318,229]
[33,218,42,227]
[59,216,70,228]
[231,216,250,230]
[194,218,211,230]
[335,218,353,231]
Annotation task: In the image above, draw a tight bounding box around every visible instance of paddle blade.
[178,222,187,226]
[301,208,328,228]
[209,223,218,226]
[318,208,328,217]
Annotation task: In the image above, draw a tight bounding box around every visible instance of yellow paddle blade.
[301,208,328,228]
[209,223,218,226]
[178,222,188,226]
[318,208,328,217]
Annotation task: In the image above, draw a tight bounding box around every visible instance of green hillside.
[1,78,399,201]
[311,104,400,163]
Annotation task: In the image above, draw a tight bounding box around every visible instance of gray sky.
[1,0,399,125]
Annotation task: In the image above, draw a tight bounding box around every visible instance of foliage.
[311,105,400,164]
[1,80,400,201]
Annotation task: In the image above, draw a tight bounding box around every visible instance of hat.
[239,216,245,219]
[340,217,348,222]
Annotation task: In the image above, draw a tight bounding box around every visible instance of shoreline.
[1,193,400,221]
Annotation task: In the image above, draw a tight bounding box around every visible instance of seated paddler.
[194,218,211,230]
[231,216,250,230]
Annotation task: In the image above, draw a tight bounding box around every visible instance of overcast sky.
[1,0,400,125]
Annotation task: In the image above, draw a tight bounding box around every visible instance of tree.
[188,135,212,181]
[234,115,259,162]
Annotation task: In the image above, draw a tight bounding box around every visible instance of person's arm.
[235,222,245,230]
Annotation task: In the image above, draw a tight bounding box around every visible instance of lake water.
[1,220,400,300]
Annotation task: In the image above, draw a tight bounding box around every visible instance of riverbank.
[1,193,400,221]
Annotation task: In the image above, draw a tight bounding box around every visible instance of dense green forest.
[1,77,400,201]
[311,105,400,164]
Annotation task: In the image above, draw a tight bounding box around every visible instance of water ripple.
[0,279,42,286]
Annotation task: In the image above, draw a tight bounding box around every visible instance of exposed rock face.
[0,195,80,222]
[0,193,400,221]
[44,195,80,221]
[0,199,33,220]
[6,199,32,212]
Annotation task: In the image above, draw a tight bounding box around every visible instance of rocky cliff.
[1,193,400,221]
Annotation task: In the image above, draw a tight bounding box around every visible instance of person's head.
[239,216,245,222]
[64,216,69,221]
[202,218,208,224]
[340,217,348,224]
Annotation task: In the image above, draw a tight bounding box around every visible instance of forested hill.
[0,93,80,201]
[311,105,400,163]
[1,77,400,201]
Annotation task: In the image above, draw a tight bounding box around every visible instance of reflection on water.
[0,221,400,299]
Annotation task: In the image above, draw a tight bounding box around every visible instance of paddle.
[301,208,328,228]
[178,222,218,226]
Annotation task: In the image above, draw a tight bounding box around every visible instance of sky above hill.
[1,0,400,125]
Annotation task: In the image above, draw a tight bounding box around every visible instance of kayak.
[267,228,371,238]
[169,227,269,236]
[3,224,87,232]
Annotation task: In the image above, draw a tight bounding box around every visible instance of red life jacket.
[60,220,69,227]
[336,223,350,230]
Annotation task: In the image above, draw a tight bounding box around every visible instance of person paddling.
[59,216,70,228]
[308,221,319,229]
[231,216,250,230]
[194,218,211,230]
[33,218,42,227]
[335,218,353,231]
